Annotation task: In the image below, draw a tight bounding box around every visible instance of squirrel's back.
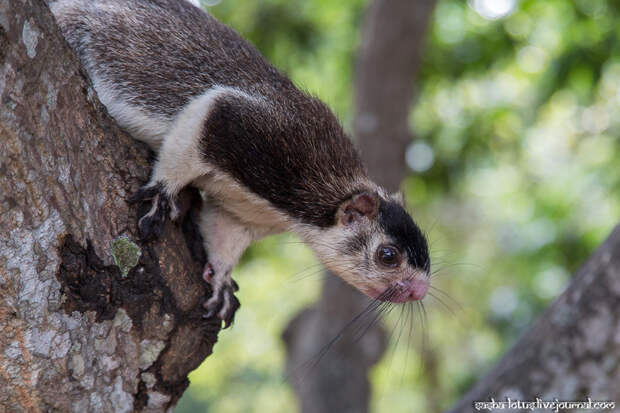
[52,0,292,118]
[52,0,369,226]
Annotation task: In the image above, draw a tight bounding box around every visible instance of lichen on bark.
[110,236,141,278]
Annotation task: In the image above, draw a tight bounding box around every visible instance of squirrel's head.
[303,190,430,302]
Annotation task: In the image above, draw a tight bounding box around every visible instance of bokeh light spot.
[489,286,519,317]
[469,0,516,20]
[406,141,435,173]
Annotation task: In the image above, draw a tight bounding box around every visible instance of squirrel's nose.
[389,278,429,302]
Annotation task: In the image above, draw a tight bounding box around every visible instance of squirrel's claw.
[130,182,180,240]
[202,263,240,329]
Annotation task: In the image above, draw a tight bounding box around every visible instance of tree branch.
[448,224,620,412]
[0,1,219,411]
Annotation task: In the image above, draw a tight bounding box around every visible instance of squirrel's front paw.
[202,263,240,329]
[129,182,180,240]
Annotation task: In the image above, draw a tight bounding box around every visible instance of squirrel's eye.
[376,244,401,268]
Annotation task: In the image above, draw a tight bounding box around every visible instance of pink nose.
[388,278,429,302]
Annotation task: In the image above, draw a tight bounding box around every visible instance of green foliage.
[177,0,620,412]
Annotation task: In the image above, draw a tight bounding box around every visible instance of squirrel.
[51,0,430,328]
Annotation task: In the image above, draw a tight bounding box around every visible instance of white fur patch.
[150,86,256,195]
[94,83,172,149]
[195,171,292,235]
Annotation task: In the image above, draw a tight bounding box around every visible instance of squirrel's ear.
[338,192,379,226]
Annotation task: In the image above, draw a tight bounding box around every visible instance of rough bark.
[448,223,620,413]
[0,1,220,412]
[283,1,436,412]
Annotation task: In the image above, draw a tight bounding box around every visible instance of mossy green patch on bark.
[110,236,141,278]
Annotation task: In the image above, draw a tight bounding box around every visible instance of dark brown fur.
[201,92,367,227]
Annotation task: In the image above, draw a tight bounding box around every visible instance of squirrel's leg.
[199,202,252,328]
[129,90,218,239]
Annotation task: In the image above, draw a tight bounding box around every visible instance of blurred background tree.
[283,1,434,412]
[176,0,620,412]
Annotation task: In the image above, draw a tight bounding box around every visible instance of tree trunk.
[283,1,436,412]
[0,1,220,411]
[354,0,435,189]
[447,223,620,412]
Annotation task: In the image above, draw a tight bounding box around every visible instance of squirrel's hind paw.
[202,263,240,329]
